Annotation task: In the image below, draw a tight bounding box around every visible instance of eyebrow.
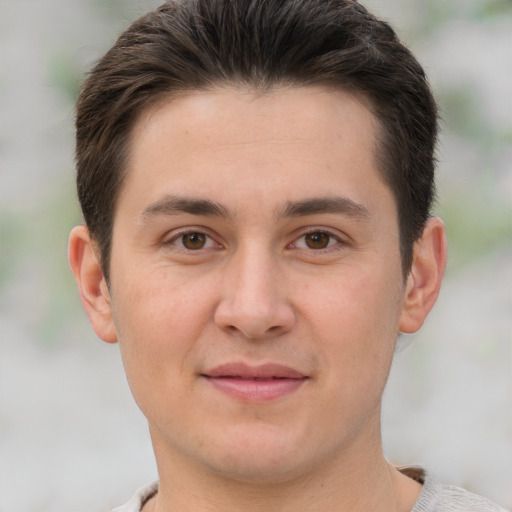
[280,196,370,219]
[140,195,231,220]
[139,194,370,222]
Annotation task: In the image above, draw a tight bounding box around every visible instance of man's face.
[108,87,408,482]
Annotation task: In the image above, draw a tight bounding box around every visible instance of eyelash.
[164,229,222,251]
[164,228,347,254]
[289,229,346,253]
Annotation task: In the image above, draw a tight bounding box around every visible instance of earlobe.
[399,217,447,334]
[68,226,118,344]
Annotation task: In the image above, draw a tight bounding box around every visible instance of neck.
[147,419,421,512]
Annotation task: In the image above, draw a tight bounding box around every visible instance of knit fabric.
[111,467,508,512]
[400,466,508,512]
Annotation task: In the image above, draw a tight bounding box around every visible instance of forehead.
[121,86,391,219]
[133,86,377,156]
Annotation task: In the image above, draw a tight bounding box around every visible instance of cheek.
[306,266,402,385]
[110,271,216,395]
[114,263,215,336]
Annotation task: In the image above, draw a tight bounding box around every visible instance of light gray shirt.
[111,467,509,512]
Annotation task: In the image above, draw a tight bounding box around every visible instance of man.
[68,1,507,511]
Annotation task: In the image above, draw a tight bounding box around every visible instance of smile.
[202,363,309,402]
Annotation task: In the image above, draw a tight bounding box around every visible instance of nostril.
[213,295,296,339]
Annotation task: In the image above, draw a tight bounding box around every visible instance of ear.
[399,217,447,333]
[68,226,118,343]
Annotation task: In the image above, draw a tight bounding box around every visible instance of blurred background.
[0,0,510,510]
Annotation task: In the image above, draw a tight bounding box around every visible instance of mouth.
[201,362,309,402]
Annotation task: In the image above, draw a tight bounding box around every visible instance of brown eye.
[182,232,206,250]
[304,232,331,249]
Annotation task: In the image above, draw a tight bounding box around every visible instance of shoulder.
[110,482,158,512]
[433,484,509,512]
[400,466,509,512]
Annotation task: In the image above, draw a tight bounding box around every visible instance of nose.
[213,248,295,340]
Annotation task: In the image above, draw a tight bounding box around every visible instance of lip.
[201,362,309,402]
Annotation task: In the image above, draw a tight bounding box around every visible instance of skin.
[69,86,446,511]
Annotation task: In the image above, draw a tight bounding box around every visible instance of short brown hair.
[76,0,438,281]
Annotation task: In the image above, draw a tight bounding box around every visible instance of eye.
[304,232,332,249]
[293,230,341,250]
[167,231,219,251]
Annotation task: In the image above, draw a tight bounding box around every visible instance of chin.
[199,424,318,485]
[208,455,308,486]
